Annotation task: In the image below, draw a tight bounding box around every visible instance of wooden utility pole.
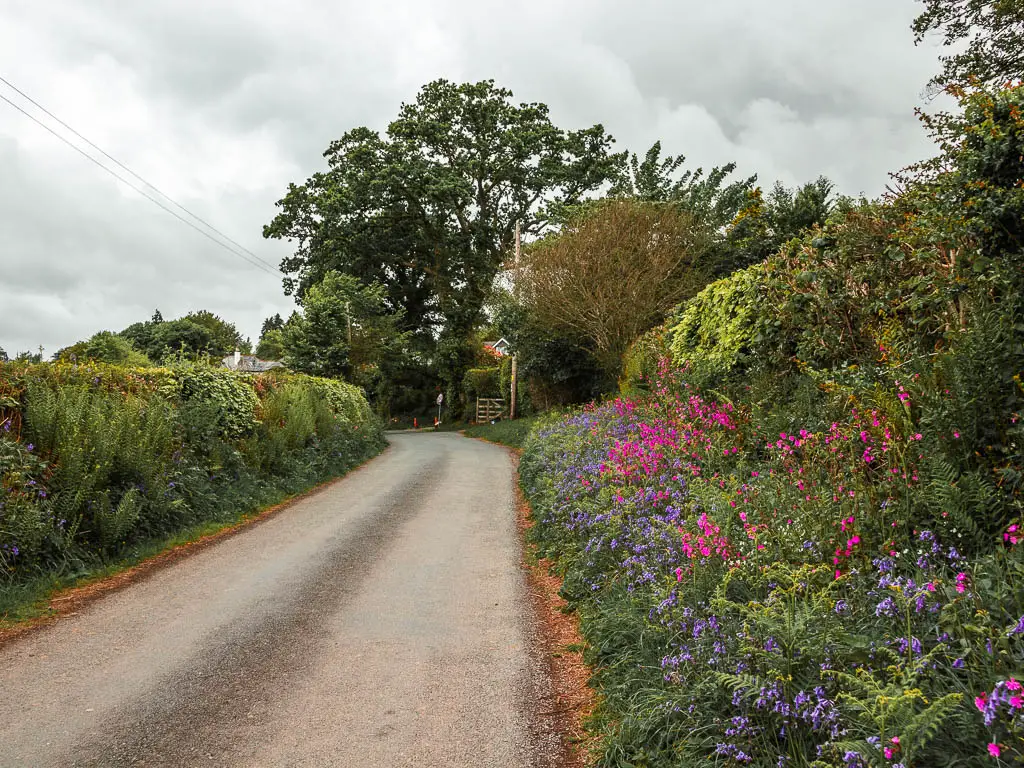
[510,221,520,420]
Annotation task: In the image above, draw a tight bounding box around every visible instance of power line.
[0,75,283,276]
[0,80,284,279]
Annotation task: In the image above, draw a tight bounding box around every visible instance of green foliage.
[120,310,248,362]
[669,263,768,388]
[0,360,384,592]
[23,382,177,554]
[520,199,713,380]
[461,367,501,403]
[261,313,285,337]
[713,178,836,277]
[491,288,609,407]
[264,78,624,414]
[619,326,670,396]
[172,362,259,441]
[607,140,756,230]
[281,271,406,388]
[85,332,150,367]
[463,414,544,448]
[0,435,51,570]
[255,328,286,360]
[518,82,1024,767]
[182,310,250,356]
[913,0,1024,91]
[54,331,152,367]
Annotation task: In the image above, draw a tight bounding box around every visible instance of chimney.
[233,347,241,369]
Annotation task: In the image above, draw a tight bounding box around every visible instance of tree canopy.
[914,0,1024,90]
[281,271,406,386]
[517,199,710,378]
[264,79,624,400]
[120,311,248,362]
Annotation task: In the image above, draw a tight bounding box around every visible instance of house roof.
[483,338,510,355]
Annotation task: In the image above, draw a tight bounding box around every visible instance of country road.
[0,432,558,767]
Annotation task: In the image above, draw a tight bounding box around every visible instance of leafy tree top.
[607,140,757,230]
[914,0,1024,90]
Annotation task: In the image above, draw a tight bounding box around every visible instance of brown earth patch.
[509,450,599,768]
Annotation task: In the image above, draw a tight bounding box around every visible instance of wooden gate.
[475,397,505,422]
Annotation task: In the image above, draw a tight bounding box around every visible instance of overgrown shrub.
[619,326,670,396]
[0,359,384,586]
[521,84,1024,767]
[668,263,768,389]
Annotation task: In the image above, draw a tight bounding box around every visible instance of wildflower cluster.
[520,369,1024,766]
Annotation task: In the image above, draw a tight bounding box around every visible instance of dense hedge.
[462,366,502,405]
[0,360,384,582]
[521,84,1024,766]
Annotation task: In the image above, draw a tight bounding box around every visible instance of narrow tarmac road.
[0,432,557,767]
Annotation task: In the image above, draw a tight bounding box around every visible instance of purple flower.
[875,596,898,617]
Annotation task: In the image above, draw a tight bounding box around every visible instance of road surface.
[0,432,556,767]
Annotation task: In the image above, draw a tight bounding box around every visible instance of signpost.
[436,392,443,426]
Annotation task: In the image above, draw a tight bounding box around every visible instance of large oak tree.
[264,79,623,400]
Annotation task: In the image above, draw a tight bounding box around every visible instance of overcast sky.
[0,0,947,358]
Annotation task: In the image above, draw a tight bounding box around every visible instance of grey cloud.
[0,0,947,356]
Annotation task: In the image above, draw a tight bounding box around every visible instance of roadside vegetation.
[519,79,1024,767]
[0,360,384,621]
[462,415,545,450]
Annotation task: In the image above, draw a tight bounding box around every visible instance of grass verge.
[462,415,542,448]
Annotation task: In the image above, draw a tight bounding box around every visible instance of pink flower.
[675,567,684,582]
[891,736,900,745]
[988,743,1001,758]
[976,693,988,711]
[884,747,894,759]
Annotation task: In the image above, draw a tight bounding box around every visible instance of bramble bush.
[522,84,1024,766]
[0,360,384,592]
